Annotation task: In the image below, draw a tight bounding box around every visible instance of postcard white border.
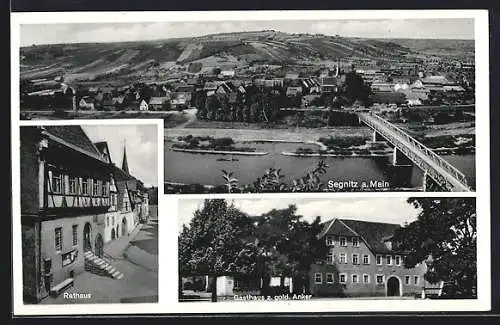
[11,9,490,315]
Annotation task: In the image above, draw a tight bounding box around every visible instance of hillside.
[20,30,474,84]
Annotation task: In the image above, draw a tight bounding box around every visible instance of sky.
[20,19,474,46]
[82,124,158,187]
[177,197,421,231]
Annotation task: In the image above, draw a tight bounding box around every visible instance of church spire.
[122,140,130,175]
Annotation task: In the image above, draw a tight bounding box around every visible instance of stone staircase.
[83,250,124,280]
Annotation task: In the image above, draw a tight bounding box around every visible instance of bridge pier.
[392,147,412,167]
[372,131,385,143]
[390,147,414,189]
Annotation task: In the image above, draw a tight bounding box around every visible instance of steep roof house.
[310,218,436,298]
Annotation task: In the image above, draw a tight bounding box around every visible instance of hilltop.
[20,30,474,84]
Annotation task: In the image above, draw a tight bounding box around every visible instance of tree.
[178,199,258,302]
[342,71,373,107]
[391,197,477,298]
[221,170,239,193]
[253,205,328,295]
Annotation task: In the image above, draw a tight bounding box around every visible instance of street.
[40,222,159,304]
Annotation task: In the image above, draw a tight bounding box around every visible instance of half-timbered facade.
[21,126,113,303]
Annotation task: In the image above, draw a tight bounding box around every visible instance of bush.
[295,147,315,155]
[319,136,366,149]
[212,137,235,148]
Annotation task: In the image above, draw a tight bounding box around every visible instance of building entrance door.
[95,234,104,257]
[122,217,127,236]
[387,276,401,296]
[83,222,92,252]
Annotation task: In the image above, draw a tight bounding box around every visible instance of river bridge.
[357,112,471,192]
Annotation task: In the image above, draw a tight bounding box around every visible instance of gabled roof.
[112,96,125,104]
[340,219,401,254]
[319,218,401,254]
[93,141,112,164]
[43,126,104,161]
[80,96,95,103]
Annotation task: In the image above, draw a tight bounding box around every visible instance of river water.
[164,141,476,191]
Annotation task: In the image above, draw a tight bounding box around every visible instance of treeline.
[178,200,328,300]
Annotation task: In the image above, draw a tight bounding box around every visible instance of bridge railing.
[360,113,470,189]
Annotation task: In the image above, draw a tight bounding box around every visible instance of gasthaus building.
[310,218,440,297]
[20,126,147,303]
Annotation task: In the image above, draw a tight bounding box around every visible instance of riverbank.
[165,127,373,143]
[282,151,392,158]
[172,147,269,156]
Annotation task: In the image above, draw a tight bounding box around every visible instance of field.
[20,31,473,85]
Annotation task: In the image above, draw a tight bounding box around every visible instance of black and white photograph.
[15,18,478,193]
[178,197,477,302]
[11,9,490,315]
[19,123,159,304]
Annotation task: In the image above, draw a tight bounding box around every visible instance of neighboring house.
[418,75,457,92]
[216,82,236,96]
[148,97,170,111]
[254,78,285,88]
[102,99,115,111]
[93,141,120,243]
[310,218,432,297]
[175,85,195,104]
[78,96,95,110]
[371,82,395,92]
[443,85,465,92]
[170,94,188,109]
[286,86,303,97]
[20,126,113,303]
[407,99,423,106]
[139,99,149,111]
[112,96,125,108]
[203,81,225,93]
[218,69,235,79]
[319,76,345,93]
[302,78,321,94]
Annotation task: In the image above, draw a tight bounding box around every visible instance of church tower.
[122,142,130,175]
